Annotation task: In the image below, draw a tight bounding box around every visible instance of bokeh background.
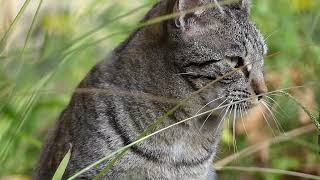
[0,0,319,179]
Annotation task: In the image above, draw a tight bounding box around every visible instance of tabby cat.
[34,0,268,179]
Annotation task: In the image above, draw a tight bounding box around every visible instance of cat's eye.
[226,56,250,78]
[226,56,244,68]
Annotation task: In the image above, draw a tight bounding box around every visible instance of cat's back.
[32,53,118,178]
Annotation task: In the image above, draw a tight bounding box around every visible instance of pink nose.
[251,78,268,100]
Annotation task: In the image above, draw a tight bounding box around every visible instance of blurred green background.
[0,0,319,179]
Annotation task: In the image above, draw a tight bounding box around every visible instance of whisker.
[187,86,307,127]
[261,101,286,135]
[239,104,248,137]
[243,102,252,136]
[259,103,276,137]
[233,104,238,154]
[200,98,229,130]
[200,111,214,131]
[221,102,234,152]
[195,96,225,116]
[227,104,234,152]
[209,106,228,133]
[263,98,285,120]
[265,95,290,119]
[215,102,233,134]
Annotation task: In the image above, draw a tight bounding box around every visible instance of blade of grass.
[0,0,32,53]
[214,124,316,168]
[216,166,320,180]
[52,144,72,180]
[14,0,44,75]
[0,0,44,162]
[1,0,43,111]
[0,90,39,162]
[279,91,320,131]
[45,2,153,66]
[69,3,153,46]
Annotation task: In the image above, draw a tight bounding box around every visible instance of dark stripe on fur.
[182,59,220,69]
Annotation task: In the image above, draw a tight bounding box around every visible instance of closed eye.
[226,56,250,78]
[226,56,244,68]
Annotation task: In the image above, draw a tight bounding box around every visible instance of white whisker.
[264,99,284,120]
[215,102,232,134]
[265,95,290,119]
[195,96,224,116]
[227,104,234,152]
[259,103,276,137]
[210,106,228,133]
[239,104,248,137]
[233,104,238,154]
[218,101,233,152]
[200,98,229,130]
[261,101,286,135]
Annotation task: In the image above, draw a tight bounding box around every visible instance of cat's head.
[166,0,267,110]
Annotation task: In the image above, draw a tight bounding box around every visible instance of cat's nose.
[250,77,268,101]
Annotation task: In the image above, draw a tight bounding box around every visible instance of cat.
[34,0,268,179]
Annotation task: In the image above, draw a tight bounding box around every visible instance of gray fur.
[34,0,267,179]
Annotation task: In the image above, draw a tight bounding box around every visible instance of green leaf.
[52,144,72,180]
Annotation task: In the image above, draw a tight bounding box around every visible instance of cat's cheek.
[189,78,206,89]
[181,24,202,40]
